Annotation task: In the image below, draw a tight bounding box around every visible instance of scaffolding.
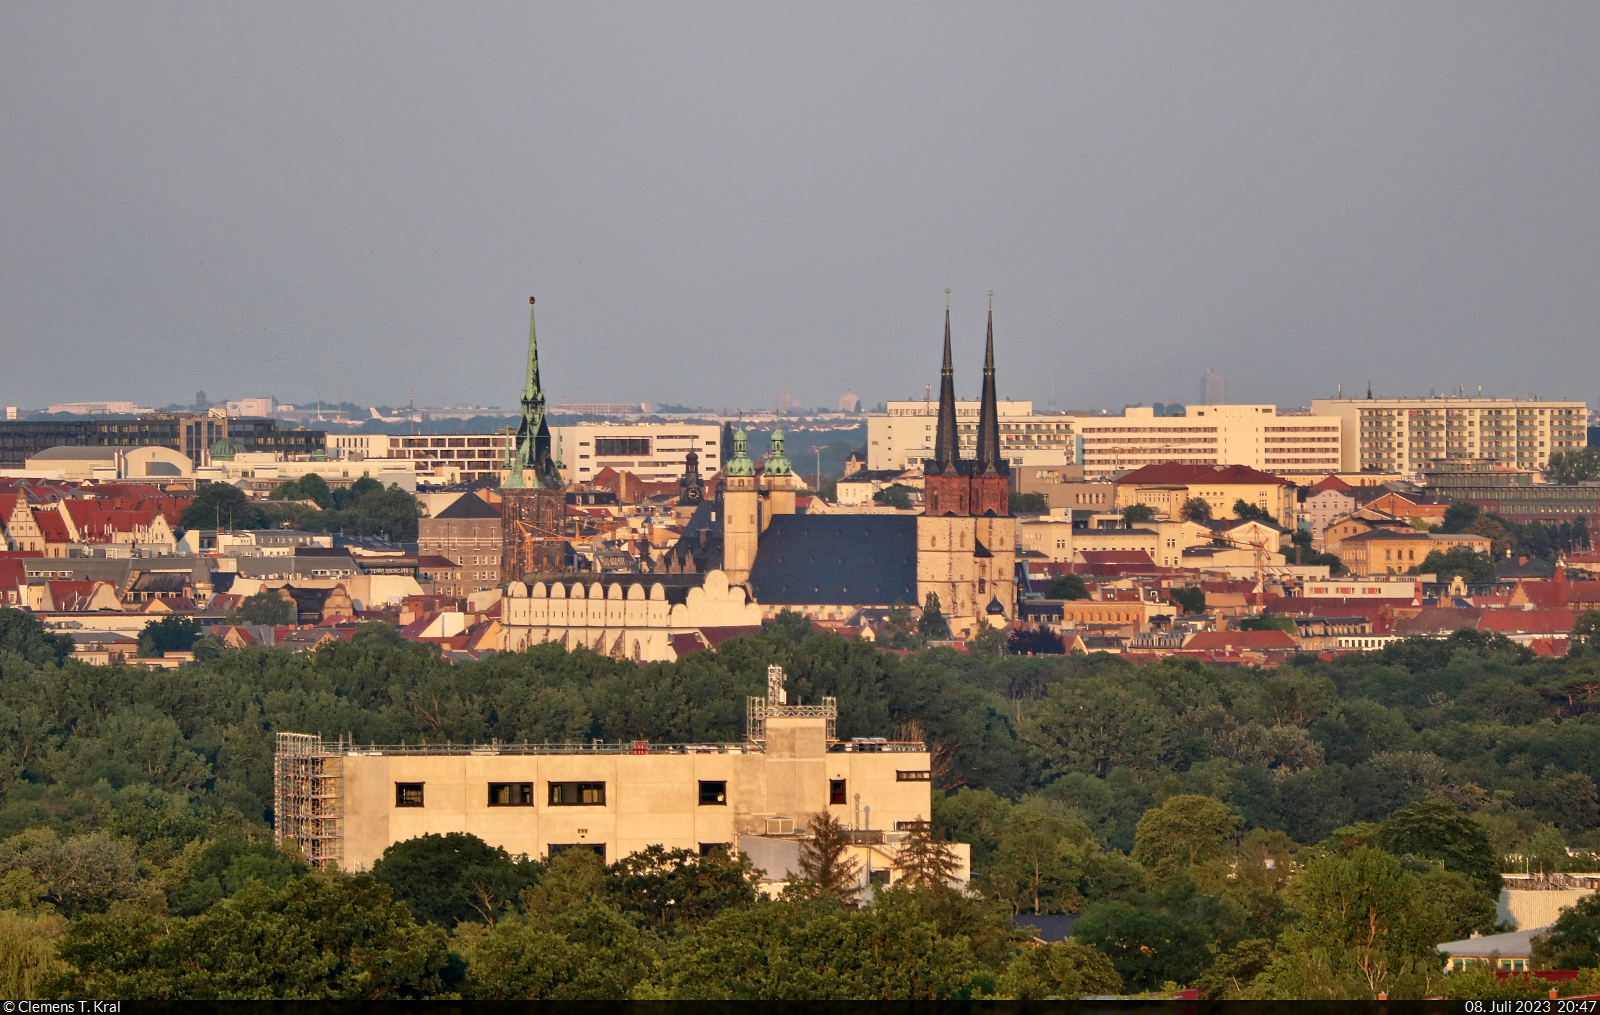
[274,733,344,870]
[747,665,837,743]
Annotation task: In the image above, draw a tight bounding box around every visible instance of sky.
[3,3,1598,414]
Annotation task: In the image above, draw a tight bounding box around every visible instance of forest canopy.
[5,605,1600,999]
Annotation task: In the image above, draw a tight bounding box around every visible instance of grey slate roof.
[29,447,119,461]
[747,515,917,606]
[434,494,502,519]
[1496,557,1558,579]
[1437,925,1548,958]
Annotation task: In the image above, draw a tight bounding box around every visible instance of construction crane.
[512,514,567,577]
[1206,528,1277,593]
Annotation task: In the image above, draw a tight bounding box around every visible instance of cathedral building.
[915,301,1016,632]
[748,302,1015,637]
[500,299,1016,656]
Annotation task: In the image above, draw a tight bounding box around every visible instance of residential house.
[1114,463,1296,528]
[417,493,503,597]
[1338,529,1493,577]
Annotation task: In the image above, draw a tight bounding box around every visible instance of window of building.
[395,783,424,807]
[829,779,847,805]
[896,770,931,782]
[698,780,727,805]
[698,842,730,857]
[489,782,534,806]
[549,781,606,806]
[595,437,651,457]
[549,843,606,861]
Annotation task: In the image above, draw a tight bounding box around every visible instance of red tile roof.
[1309,475,1353,491]
[670,633,707,658]
[1476,609,1576,636]
[1569,584,1600,606]
[1394,607,1483,636]
[61,500,165,542]
[697,625,761,646]
[1116,463,1292,487]
[1183,630,1298,652]
[45,580,118,611]
[33,509,71,543]
[0,559,26,605]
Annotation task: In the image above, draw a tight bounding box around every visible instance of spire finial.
[932,296,960,471]
[977,292,1001,473]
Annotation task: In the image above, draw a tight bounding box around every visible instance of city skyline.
[5,4,1599,411]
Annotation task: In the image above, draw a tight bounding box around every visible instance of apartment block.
[1310,398,1588,474]
[867,400,1077,472]
[379,433,515,485]
[1078,405,1342,481]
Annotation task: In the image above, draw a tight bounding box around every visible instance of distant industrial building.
[0,412,322,470]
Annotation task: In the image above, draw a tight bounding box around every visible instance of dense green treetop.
[6,607,1600,998]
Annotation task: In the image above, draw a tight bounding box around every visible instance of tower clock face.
[685,485,702,502]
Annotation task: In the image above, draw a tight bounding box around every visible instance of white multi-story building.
[328,434,382,459]
[372,433,515,485]
[1078,404,1343,481]
[330,424,722,487]
[554,423,721,486]
[1310,397,1589,475]
[44,401,148,415]
[867,400,1077,472]
[225,398,275,417]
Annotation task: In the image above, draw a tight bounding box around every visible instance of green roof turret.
[725,427,755,477]
[764,427,792,476]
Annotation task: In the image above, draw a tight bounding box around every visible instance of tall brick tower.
[922,293,1009,517]
[917,293,1014,635]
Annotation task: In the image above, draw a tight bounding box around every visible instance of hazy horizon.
[4,3,1598,413]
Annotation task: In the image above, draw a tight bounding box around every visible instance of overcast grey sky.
[3,3,1597,413]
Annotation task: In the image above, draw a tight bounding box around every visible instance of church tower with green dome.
[759,426,797,530]
[722,427,759,584]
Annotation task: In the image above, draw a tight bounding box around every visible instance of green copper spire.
[725,427,755,477]
[504,297,562,489]
[764,427,792,476]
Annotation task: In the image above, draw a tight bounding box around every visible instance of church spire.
[932,290,960,472]
[976,291,1000,474]
[504,297,561,489]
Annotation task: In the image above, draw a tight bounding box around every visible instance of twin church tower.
[924,295,1011,516]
